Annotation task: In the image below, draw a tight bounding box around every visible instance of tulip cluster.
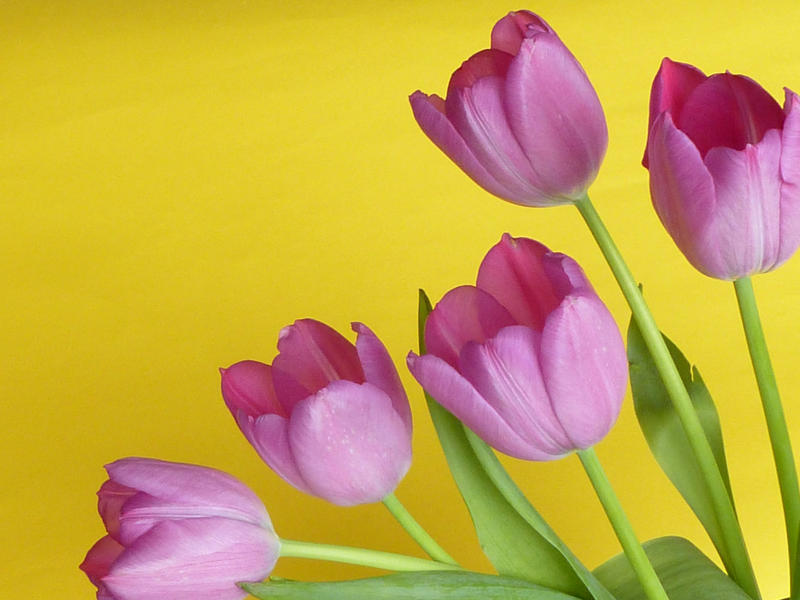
[82,7,800,600]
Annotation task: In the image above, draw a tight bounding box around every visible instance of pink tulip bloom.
[408,235,627,461]
[80,458,280,600]
[644,58,800,280]
[221,320,412,506]
[410,10,607,207]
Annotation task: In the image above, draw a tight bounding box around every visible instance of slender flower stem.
[577,448,670,600]
[278,539,463,572]
[734,276,800,598]
[382,492,459,566]
[574,195,760,599]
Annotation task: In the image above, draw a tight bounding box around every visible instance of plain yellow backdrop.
[3,1,800,598]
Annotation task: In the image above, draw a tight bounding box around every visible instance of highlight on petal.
[504,32,607,200]
[647,112,719,275]
[352,322,412,435]
[458,326,574,459]
[274,319,364,393]
[409,91,516,201]
[286,380,411,506]
[103,518,279,600]
[778,88,800,265]
[105,458,269,528]
[539,295,627,449]
[407,351,549,459]
[424,285,516,367]
[702,130,782,277]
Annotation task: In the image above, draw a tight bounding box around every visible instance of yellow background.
[3,1,800,598]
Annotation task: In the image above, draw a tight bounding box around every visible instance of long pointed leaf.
[627,318,734,570]
[417,290,598,599]
[594,536,749,600]
[243,571,584,600]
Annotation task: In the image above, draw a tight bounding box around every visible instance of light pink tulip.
[80,458,280,600]
[644,58,800,279]
[408,235,627,461]
[410,10,607,207]
[221,320,412,506]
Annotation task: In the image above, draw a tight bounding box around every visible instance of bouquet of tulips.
[80,9,800,600]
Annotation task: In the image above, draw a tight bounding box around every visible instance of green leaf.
[416,290,600,599]
[242,571,584,600]
[594,536,750,600]
[627,317,734,572]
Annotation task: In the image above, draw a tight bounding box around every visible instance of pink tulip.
[407,234,627,460]
[410,10,607,207]
[221,320,412,506]
[644,58,800,279]
[80,458,280,600]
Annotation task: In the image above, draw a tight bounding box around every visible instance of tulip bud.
[80,458,280,600]
[644,58,800,280]
[408,234,627,460]
[410,10,607,207]
[221,320,412,506]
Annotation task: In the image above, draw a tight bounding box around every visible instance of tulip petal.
[490,10,552,55]
[679,73,784,156]
[643,58,706,166]
[220,361,286,418]
[407,351,549,460]
[425,285,516,368]
[104,518,279,600]
[274,319,364,394]
[80,535,124,588]
[647,112,719,275]
[702,130,782,277]
[247,413,313,495]
[287,380,411,506]
[105,459,269,529]
[458,325,573,459]
[778,89,800,265]
[476,234,560,329]
[539,295,627,449]
[504,32,607,200]
[98,480,136,542]
[445,49,550,203]
[409,91,518,201]
[352,322,412,435]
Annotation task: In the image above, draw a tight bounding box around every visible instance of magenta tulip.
[80,458,280,600]
[644,58,800,279]
[408,234,627,460]
[221,320,412,506]
[410,10,607,207]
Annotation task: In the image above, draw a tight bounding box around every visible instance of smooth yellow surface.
[3,1,800,598]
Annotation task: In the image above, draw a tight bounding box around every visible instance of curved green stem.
[382,492,459,566]
[578,448,669,600]
[734,276,800,598]
[279,539,463,572]
[574,195,759,599]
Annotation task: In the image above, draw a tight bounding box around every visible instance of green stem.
[734,276,800,598]
[382,492,459,566]
[578,448,670,600]
[574,195,759,599]
[278,539,463,572]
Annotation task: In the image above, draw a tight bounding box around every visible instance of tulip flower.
[644,58,800,280]
[410,10,607,207]
[408,234,627,460]
[80,458,280,600]
[221,320,412,506]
